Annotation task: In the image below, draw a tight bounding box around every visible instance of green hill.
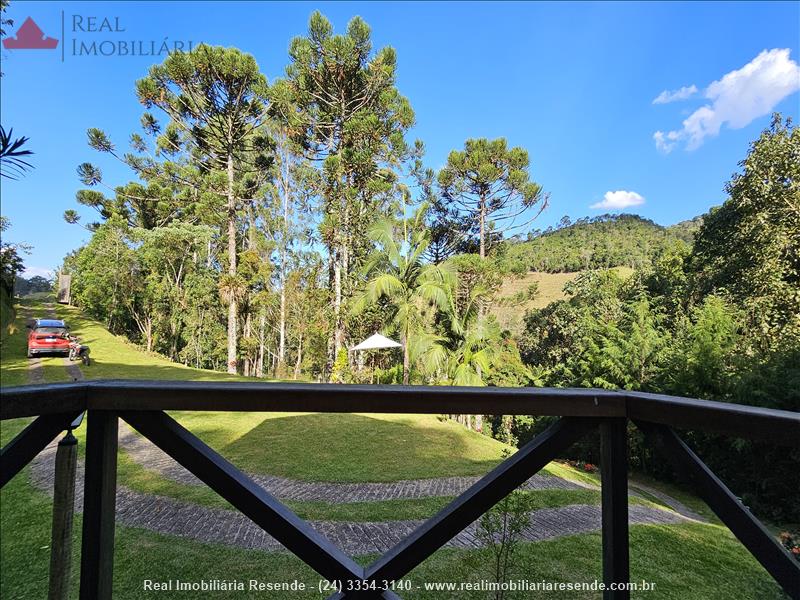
[667,214,705,243]
[507,213,695,273]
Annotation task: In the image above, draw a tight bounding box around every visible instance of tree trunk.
[294,333,303,380]
[278,284,286,370]
[332,193,350,364]
[257,310,266,378]
[278,153,290,370]
[243,312,252,377]
[333,248,343,355]
[402,336,410,385]
[226,153,238,374]
[479,195,486,260]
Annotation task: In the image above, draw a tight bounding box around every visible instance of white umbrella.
[351,333,402,351]
[351,333,402,383]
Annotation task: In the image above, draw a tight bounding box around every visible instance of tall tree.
[690,114,800,352]
[438,138,546,259]
[266,125,317,372]
[271,12,414,368]
[136,45,271,374]
[69,120,211,231]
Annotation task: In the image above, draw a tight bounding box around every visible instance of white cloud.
[22,266,54,279]
[654,48,800,153]
[652,85,698,104]
[590,190,645,210]
[653,130,682,153]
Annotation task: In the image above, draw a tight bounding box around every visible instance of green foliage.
[0,125,33,179]
[508,213,692,273]
[329,348,351,383]
[135,45,269,166]
[438,138,545,258]
[0,217,27,314]
[136,43,274,374]
[663,296,740,399]
[354,205,453,384]
[66,218,138,333]
[272,11,416,358]
[690,114,800,353]
[473,484,536,600]
[518,117,799,521]
[13,275,52,296]
[64,219,227,368]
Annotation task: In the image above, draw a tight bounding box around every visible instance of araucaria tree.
[271,12,415,364]
[438,138,546,259]
[135,45,271,374]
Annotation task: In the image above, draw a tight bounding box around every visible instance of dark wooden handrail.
[1,380,798,600]
[2,381,798,444]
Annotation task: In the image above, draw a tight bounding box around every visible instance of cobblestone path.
[29,436,701,556]
[117,423,586,503]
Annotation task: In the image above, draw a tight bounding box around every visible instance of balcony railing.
[1,381,798,599]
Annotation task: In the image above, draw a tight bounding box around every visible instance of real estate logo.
[2,13,194,61]
[2,16,59,50]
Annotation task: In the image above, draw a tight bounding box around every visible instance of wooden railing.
[1,381,798,599]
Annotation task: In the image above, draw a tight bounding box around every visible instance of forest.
[4,13,795,520]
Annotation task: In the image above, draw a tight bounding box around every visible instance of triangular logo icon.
[3,17,59,50]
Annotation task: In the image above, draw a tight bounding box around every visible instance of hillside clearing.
[492,268,634,332]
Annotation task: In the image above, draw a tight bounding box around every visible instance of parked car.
[27,319,71,358]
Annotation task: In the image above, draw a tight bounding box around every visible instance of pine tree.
[271,12,414,370]
[438,138,546,259]
[136,45,272,374]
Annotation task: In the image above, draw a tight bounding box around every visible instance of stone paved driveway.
[29,435,702,556]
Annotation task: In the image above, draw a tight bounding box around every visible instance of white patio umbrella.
[351,333,402,383]
[351,333,402,351]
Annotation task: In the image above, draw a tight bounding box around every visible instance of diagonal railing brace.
[635,421,800,600]
[0,411,82,488]
[363,417,596,586]
[120,410,366,585]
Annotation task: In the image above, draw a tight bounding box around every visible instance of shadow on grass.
[214,412,502,482]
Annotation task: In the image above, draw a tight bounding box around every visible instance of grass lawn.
[51,302,250,382]
[168,411,509,482]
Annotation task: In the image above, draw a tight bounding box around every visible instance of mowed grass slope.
[52,301,247,382]
[6,299,511,482]
[491,268,634,332]
[1,297,75,387]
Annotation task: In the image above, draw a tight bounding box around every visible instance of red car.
[27,319,71,358]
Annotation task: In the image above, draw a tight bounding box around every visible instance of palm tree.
[442,280,502,430]
[448,315,501,386]
[0,126,33,179]
[354,205,454,384]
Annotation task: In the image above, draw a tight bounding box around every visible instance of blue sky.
[2,1,799,277]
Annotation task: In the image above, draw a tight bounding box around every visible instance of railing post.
[48,428,78,600]
[601,417,629,599]
[79,411,118,600]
